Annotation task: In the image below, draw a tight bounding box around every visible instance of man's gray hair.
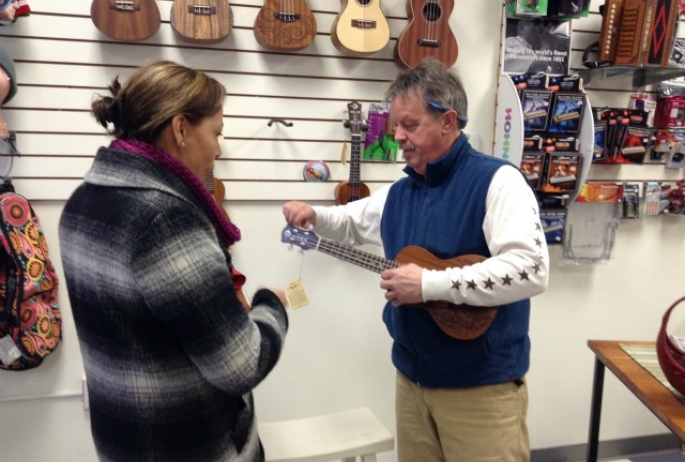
[385,58,468,129]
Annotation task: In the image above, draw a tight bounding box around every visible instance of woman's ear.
[170,114,187,148]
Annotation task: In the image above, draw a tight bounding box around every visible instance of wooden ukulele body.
[394,0,458,69]
[331,0,390,56]
[254,0,317,51]
[170,0,233,43]
[396,247,498,340]
[91,0,161,41]
[334,181,370,205]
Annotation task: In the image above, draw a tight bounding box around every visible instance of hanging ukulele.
[90,0,161,41]
[394,0,458,69]
[335,101,370,205]
[331,0,390,56]
[170,0,233,43]
[253,0,317,51]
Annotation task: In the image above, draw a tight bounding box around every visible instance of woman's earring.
[180,141,186,148]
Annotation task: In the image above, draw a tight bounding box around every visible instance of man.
[283,58,549,462]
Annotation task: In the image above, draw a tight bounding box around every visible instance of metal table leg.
[586,357,606,462]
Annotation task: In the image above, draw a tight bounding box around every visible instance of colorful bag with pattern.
[0,183,61,370]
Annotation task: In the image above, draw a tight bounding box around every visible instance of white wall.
[0,1,684,462]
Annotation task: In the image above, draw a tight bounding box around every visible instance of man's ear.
[442,110,458,132]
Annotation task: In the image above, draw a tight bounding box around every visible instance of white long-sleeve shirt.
[312,164,549,307]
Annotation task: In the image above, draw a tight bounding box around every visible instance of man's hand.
[283,201,317,229]
[380,263,423,306]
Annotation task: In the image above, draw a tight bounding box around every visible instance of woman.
[59,61,289,462]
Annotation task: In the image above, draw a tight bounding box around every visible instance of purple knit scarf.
[110,138,241,247]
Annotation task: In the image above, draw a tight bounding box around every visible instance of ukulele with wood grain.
[331,0,390,56]
[170,0,233,43]
[253,0,317,51]
[281,225,499,340]
[335,101,370,205]
[394,0,458,69]
[90,0,161,41]
[203,170,251,311]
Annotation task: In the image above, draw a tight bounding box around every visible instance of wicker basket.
[656,295,685,396]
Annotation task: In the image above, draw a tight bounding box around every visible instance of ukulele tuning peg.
[343,120,351,129]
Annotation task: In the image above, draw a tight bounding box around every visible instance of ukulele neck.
[316,237,399,274]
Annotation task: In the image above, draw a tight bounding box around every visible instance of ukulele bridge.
[110,0,139,11]
[189,5,217,15]
[352,19,377,29]
[418,39,441,48]
[275,12,301,22]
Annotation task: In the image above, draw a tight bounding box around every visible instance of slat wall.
[0,0,417,201]
[569,0,685,184]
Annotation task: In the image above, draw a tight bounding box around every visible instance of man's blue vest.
[380,135,530,388]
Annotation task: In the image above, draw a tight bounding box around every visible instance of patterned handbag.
[0,183,61,370]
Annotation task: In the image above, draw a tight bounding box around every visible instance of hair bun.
[105,98,124,127]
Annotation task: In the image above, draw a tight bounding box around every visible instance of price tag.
[286,279,309,309]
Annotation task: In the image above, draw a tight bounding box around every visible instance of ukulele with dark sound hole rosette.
[394,0,458,69]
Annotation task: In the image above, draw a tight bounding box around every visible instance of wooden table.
[586,340,685,462]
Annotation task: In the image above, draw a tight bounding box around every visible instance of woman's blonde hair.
[92,61,226,143]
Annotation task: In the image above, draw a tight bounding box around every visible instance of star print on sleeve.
[483,278,495,290]
[501,274,513,285]
[518,270,530,281]
[467,280,477,290]
[451,279,461,290]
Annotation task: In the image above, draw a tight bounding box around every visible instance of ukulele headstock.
[346,101,364,135]
[281,225,320,251]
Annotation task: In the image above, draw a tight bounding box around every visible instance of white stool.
[259,407,394,462]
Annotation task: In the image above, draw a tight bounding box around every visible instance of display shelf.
[493,74,593,205]
[578,66,685,90]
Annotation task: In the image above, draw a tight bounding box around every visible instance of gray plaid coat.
[59,148,288,462]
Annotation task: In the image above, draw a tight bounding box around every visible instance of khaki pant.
[395,372,530,462]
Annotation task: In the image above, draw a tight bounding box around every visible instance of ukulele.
[203,171,251,311]
[253,0,317,52]
[394,0,458,69]
[331,0,390,56]
[281,225,499,340]
[90,0,161,41]
[170,0,233,43]
[335,101,370,205]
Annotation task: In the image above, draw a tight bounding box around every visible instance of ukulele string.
[317,240,398,272]
[424,0,431,43]
[430,0,438,42]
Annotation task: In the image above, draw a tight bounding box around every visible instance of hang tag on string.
[341,112,349,166]
[340,142,349,166]
[286,249,309,309]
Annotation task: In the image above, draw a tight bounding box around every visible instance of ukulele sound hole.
[356,0,372,6]
[275,12,301,22]
[422,3,442,22]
